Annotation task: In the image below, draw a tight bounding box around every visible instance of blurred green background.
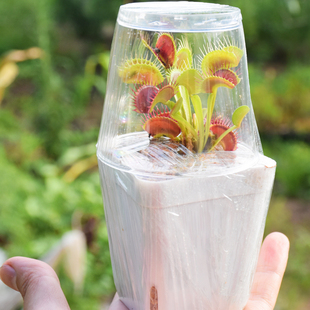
[0,0,310,309]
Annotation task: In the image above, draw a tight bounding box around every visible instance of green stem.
[204,90,217,149]
[191,95,204,153]
[179,85,192,125]
[209,125,237,151]
[170,98,183,116]
[172,114,198,140]
[174,92,186,119]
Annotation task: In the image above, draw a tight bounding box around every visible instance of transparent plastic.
[97,2,276,310]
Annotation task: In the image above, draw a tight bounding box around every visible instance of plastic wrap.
[97,2,276,310]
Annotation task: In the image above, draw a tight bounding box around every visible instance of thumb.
[0,256,70,310]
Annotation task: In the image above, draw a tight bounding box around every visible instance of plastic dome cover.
[97,1,262,177]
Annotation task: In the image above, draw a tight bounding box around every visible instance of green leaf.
[165,100,175,110]
[172,114,197,139]
[170,97,183,116]
[177,69,202,95]
[149,85,175,112]
[202,108,208,119]
[191,95,204,152]
[178,85,192,124]
[232,105,250,128]
[192,113,198,131]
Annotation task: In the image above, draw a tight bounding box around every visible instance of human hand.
[109,232,290,310]
[244,232,289,310]
[0,232,289,310]
[0,257,70,310]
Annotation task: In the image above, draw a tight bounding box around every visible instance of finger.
[0,256,70,310]
[244,232,290,310]
[109,293,129,310]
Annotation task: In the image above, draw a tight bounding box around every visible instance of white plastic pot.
[98,154,275,310]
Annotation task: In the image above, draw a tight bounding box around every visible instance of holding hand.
[0,257,70,310]
[109,232,290,310]
[0,232,289,310]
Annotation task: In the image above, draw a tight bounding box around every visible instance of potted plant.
[97,2,276,310]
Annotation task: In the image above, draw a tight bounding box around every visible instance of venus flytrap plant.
[209,105,250,151]
[118,32,249,153]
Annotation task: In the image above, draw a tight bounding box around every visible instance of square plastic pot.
[98,154,276,310]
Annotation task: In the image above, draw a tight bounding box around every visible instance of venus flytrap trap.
[118,32,249,154]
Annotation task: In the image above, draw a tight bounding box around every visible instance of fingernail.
[0,264,18,291]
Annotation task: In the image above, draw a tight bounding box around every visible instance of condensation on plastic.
[97,2,276,310]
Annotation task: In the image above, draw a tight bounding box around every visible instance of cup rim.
[117,1,242,32]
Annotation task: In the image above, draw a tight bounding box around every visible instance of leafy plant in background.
[250,64,310,135]
[263,140,310,200]
[0,160,114,308]
[119,33,249,153]
[0,46,112,309]
[0,47,43,103]
[0,8,113,308]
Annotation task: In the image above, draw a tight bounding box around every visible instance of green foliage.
[214,0,310,64]
[263,140,310,199]
[0,112,115,307]
[55,0,123,40]
[265,197,310,309]
[0,0,113,307]
[250,64,310,134]
[0,0,37,53]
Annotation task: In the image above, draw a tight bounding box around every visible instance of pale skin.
[0,232,289,310]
